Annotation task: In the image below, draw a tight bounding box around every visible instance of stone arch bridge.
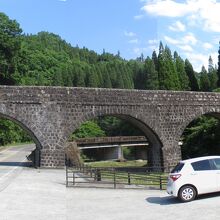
[0,86,219,169]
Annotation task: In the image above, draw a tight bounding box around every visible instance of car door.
[190,159,218,194]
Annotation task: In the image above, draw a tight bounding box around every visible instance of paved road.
[0,144,35,190]
[0,145,220,219]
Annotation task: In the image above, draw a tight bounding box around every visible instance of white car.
[167,156,220,202]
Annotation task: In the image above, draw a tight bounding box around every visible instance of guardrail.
[66,164,168,190]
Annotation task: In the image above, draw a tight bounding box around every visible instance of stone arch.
[67,109,163,168]
[176,107,220,143]
[0,112,41,147]
[0,112,42,166]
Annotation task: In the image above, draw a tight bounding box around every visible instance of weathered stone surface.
[0,86,220,168]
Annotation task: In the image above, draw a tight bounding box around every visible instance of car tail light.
[170,174,181,182]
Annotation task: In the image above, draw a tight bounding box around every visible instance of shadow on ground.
[146,192,220,205]
[0,161,32,167]
[146,196,180,205]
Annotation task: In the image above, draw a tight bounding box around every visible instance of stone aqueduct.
[0,85,220,169]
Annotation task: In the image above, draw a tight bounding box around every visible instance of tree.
[144,57,159,90]
[185,59,200,91]
[200,66,210,91]
[174,51,189,90]
[217,42,220,87]
[0,12,22,84]
[71,121,106,139]
[158,43,180,90]
[208,56,218,90]
[152,50,159,72]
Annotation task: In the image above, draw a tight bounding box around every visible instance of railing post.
[159,176,162,190]
[97,169,101,181]
[128,172,131,185]
[113,169,116,189]
[73,172,75,185]
[66,166,68,187]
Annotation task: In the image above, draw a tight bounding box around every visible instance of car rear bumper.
[167,182,178,197]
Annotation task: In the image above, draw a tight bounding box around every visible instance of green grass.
[85,160,148,168]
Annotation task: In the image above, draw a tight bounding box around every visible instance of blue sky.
[1,0,220,71]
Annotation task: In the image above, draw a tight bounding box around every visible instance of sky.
[1,0,220,72]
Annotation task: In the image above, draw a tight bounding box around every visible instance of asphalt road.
[0,144,35,190]
[0,145,220,219]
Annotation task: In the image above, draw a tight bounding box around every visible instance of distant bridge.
[76,136,148,160]
[76,136,148,148]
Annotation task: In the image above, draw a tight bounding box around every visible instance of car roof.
[180,156,220,164]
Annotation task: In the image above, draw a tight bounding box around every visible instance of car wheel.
[178,185,196,202]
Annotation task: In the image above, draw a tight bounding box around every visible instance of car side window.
[212,159,220,170]
[191,159,212,171]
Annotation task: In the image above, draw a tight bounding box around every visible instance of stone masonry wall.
[0,86,219,168]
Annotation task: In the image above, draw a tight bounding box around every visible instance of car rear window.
[212,159,220,170]
[191,159,211,171]
[171,163,184,173]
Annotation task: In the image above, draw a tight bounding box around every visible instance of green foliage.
[158,43,181,90]
[185,59,200,91]
[97,116,143,137]
[0,119,31,146]
[200,66,211,91]
[144,57,159,90]
[71,121,106,139]
[182,116,220,159]
[0,12,22,84]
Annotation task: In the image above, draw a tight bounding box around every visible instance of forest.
[1,12,220,158]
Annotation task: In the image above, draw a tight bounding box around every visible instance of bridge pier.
[40,149,65,168]
[162,143,182,172]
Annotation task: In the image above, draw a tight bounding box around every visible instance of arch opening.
[0,113,42,168]
[67,114,163,169]
[180,112,220,160]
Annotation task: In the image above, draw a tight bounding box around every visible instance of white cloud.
[203,42,213,50]
[169,21,186,32]
[178,45,193,52]
[142,0,220,33]
[128,39,139,44]
[184,52,208,72]
[182,33,197,45]
[184,51,218,72]
[164,36,180,45]
[59,0,67,1]
[148,39,158,44]
[134,14,145,20]
[142,0,196,17]
[164,33,197,48]
[124,31,136,37]
[133,47,148,55]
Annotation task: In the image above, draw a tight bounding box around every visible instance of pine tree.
[101,65,112,88]
[144,56,159,90]
[85,66,99,88]
[185,59,200,91]
[158,43,181,90]
[200,66,210,91]
[75,66,85,87]
[174,51,190,90]
[217,42,220,87]
[208,56,218,90]
[152,50,159,72]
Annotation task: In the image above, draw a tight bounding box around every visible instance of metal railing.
[66,164,168,190]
